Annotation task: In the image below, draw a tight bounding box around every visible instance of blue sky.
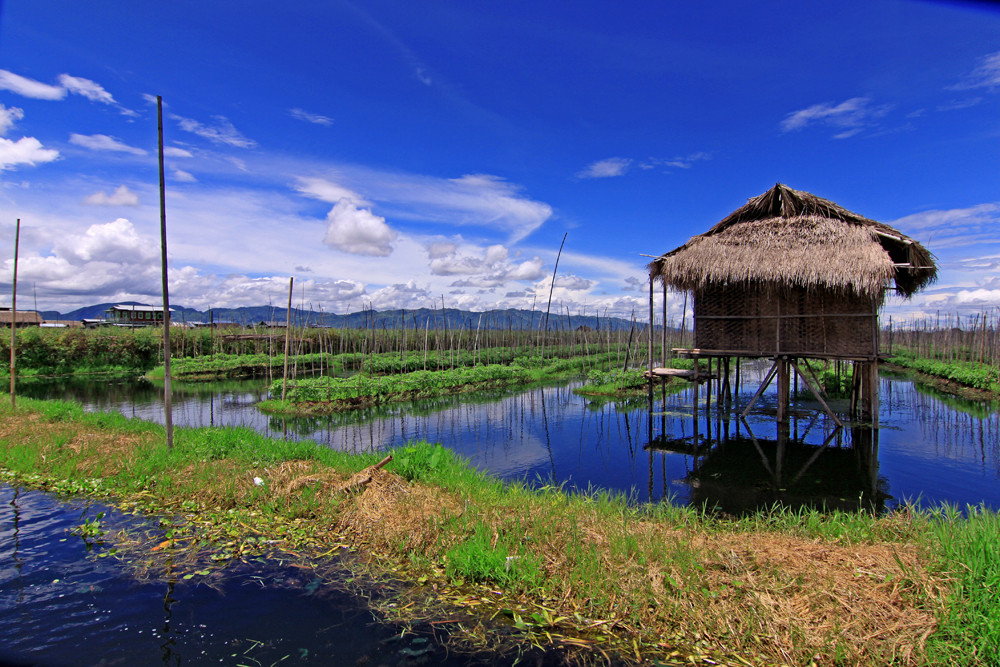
[0,1,998,323]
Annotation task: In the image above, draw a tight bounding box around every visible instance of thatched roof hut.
[650,183,936,299]
[648,184,936,359]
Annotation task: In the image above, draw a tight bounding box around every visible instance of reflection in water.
[14,367,1000,513]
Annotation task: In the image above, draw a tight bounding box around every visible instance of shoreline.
[3,395,997,665]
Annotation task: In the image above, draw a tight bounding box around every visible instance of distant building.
[0,308,42,328]
[105,304,174,327]
[40,320,84,328]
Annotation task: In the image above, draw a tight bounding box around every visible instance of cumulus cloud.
[69,133,147,155]
[427,241,457,259]
[781,97,890,138]
[55,218,157,263]
[83,185,140,206]
[555,275,597,291]
[0,69,66,100]
[577,157,632,178]
[0,136,59,171]
[323,200,397,256]
[172,114,257,148]
[171,169,196,183]
[289,108,334,125]
[426,241,545,288]
[369,280,433,309]
[0,104,24,136]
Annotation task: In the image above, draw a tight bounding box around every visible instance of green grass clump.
[925,504,1000,664]
[445,521,542,589]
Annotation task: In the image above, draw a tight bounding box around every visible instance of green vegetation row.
[889,347,1000,393]
[265,364,531,408]
[1,396,999,665]
[261,352,629,414]
[2,321,672,379]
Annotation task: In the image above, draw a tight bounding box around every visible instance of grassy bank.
[2,396,998,665]
[887,347,1000,396]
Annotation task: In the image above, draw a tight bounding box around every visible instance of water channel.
[4,367,999,664]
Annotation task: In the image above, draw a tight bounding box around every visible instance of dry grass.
[0,403,949,665]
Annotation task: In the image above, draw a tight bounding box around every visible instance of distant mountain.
[44,303,642,331]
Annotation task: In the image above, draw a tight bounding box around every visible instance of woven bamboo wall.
[693,284,878,357]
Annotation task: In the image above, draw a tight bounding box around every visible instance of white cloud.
[953,50,1000,91]
[781,97,890,137]
[641,152,711,170]
[0,69,66,100]
[0,104,24,136]
[83,185,140,206]
[295,169,551,243]
[171,169,196,183]
[57,74,116,104]
[369,280,434,309]
[289,108,334,125]
[427,241,544,288]
[577,157,632,178]
[427,241,457,259]
[163,146,194,158]
[172,114,257,148]
[295,177,370,206]
[0,136,60,170]
[69,133,147,155]
[323,200,397,256]
[55,218,157,263]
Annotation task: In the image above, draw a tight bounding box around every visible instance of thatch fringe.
[649,183,936,298]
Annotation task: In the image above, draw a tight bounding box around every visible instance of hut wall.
[693,284,878,358]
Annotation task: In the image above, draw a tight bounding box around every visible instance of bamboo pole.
[281,276,293,401]
[156,97,174,449]
[9,218,19,407]
[541,232,568,361]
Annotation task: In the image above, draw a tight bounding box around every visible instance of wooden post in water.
[9,218,19,407]
[281,277,293,401]
[776,357,790,422]
[156,97,174,449]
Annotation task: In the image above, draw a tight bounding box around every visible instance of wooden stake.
[156,97,174,449]
[282,276,294,400]
[542,232,567,360]
[9,218,19,407]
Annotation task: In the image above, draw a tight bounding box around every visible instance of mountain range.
[40,302,642,331]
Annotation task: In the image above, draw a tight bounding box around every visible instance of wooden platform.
[644,367,716,383]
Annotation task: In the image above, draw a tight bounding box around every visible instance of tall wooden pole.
[9,218,19,407]
[541,232,567,361]
[281,276,293,400]
[157,96,174,448]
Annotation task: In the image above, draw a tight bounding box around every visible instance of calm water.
[0,485,471,667]
[5,368,1000,665]
[13,366,1000,513]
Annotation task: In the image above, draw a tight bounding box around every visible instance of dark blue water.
[0,485,474,667]
[14,366,1000,513]
[5,368,1000,665]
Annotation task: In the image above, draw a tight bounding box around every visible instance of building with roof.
[647,183,937,423]
[105,304,173,327]
[0,308,42,328]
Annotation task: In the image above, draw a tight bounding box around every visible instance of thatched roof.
[648,183,936,299]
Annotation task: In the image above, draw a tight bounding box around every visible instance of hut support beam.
[740,361,779,418]
[776,358,791,422]
[790,360,844,428]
